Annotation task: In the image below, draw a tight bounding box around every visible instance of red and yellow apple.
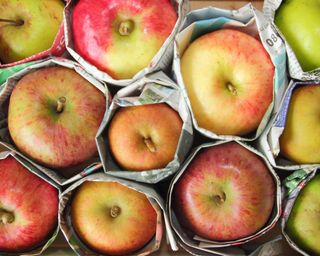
[180,29,274,136]
[173,142,275,241]
[8,66,106,169]
[71,181,157,255]
[108,103,183,171]
[0,156,58,252]
[0,0,64,63]
[280,84,320,164]
[72,0,177,79]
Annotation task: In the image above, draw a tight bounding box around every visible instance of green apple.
[275,0,320,71]
[286,174,320,255]
[0,0,64,63]
[280,85,320,164]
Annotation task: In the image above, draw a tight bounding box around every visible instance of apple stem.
[110,205,121,218]
[56,96,66,113]
[144,138,156,153]
[226,82,237,96]
[0,210,14,224]
[0,18,24,26]
[118,20,134,36]
[213,192,226,205]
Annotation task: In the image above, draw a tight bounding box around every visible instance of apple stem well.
[0,18,24,26]
[213,192,226,206]
[110,205,121,218]
[226,82,238,96]
[0,209,15,224]
[118,20,134,36]
[144,138,156,153]
[56,96,67,113]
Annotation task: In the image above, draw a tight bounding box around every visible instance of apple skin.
[72,0,177,80]
[0,0,64,64]
[286,175,320,255]
[280,85,320,164]
[0,156,58,252]
[8,67,106,169]
[173,142,275,241]
[108,103,183,171]
[181,29,274,136]
[275,0,320,72]
[71,181,157,255]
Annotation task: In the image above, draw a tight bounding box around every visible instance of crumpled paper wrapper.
[172,3,288,141]
[59,173,178,255]
[167,140,282,256]
[64,0,190,86]
[96,71,193,184]
[0,57,110,186]
[0,150,60,256]
[257,80,320,171]
[263,0,320,81]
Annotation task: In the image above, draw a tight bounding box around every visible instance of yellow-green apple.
[275,0,320,71]
[72,0,177,80]
[71,181,157,255]
[108,103,183,171]
[286,174,320,255]
[8,67,106,169]
[0,0,64,64]
[280,85,320,164]
[181,29,274,136]
[173,142,275,241]
[0,156,58,252]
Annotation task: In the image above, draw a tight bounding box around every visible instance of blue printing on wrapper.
[273,48,287,92]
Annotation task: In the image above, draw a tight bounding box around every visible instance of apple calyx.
[110,205,121,218]
[0,209,15,225]
[212,191,226,206]
[118,20,134,36]
[0,18,24,26]
[226,82,238,96]
[143,138,156,153]
[56,96,67,113]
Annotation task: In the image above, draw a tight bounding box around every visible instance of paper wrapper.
[0,57,110,186]
[257,80,320,170]
[172,3,288,141]
[167,140,282,255]
[64,0,189,86]
[96,71,193,183]
[0,150,60,256]
[263,0,320,81]
[0,1,67,68]
[281,168,318,256]
[59,173,178,255]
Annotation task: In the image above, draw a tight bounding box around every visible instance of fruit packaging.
[63,0,189,86]
[258,80,320,170]
[96,71,193,183]
[167,140,282,255]
[0,57,110,186]
[172,3,287,141]
[59,173,178,255]
[0,150,60,256]
[263,0,320,80]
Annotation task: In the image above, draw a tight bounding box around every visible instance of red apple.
[8,66,106,169]
[108,103,183,171]
[173,142,275,241]
[180,29,274,136]
[71,181,157,255]
[72,0,177,79]
[0,156,58,252]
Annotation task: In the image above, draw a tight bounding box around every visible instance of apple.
[286,174,320,255]
[0,156,58,252]
[275,0,320,72]
[8,66,106,169]
[108,103,183,171]
[0,0,64,64]
[172,142,275,241]
[71,181,157,255]
[72,0,177,80]
[180,29,274,136]
[279,84,320,164]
